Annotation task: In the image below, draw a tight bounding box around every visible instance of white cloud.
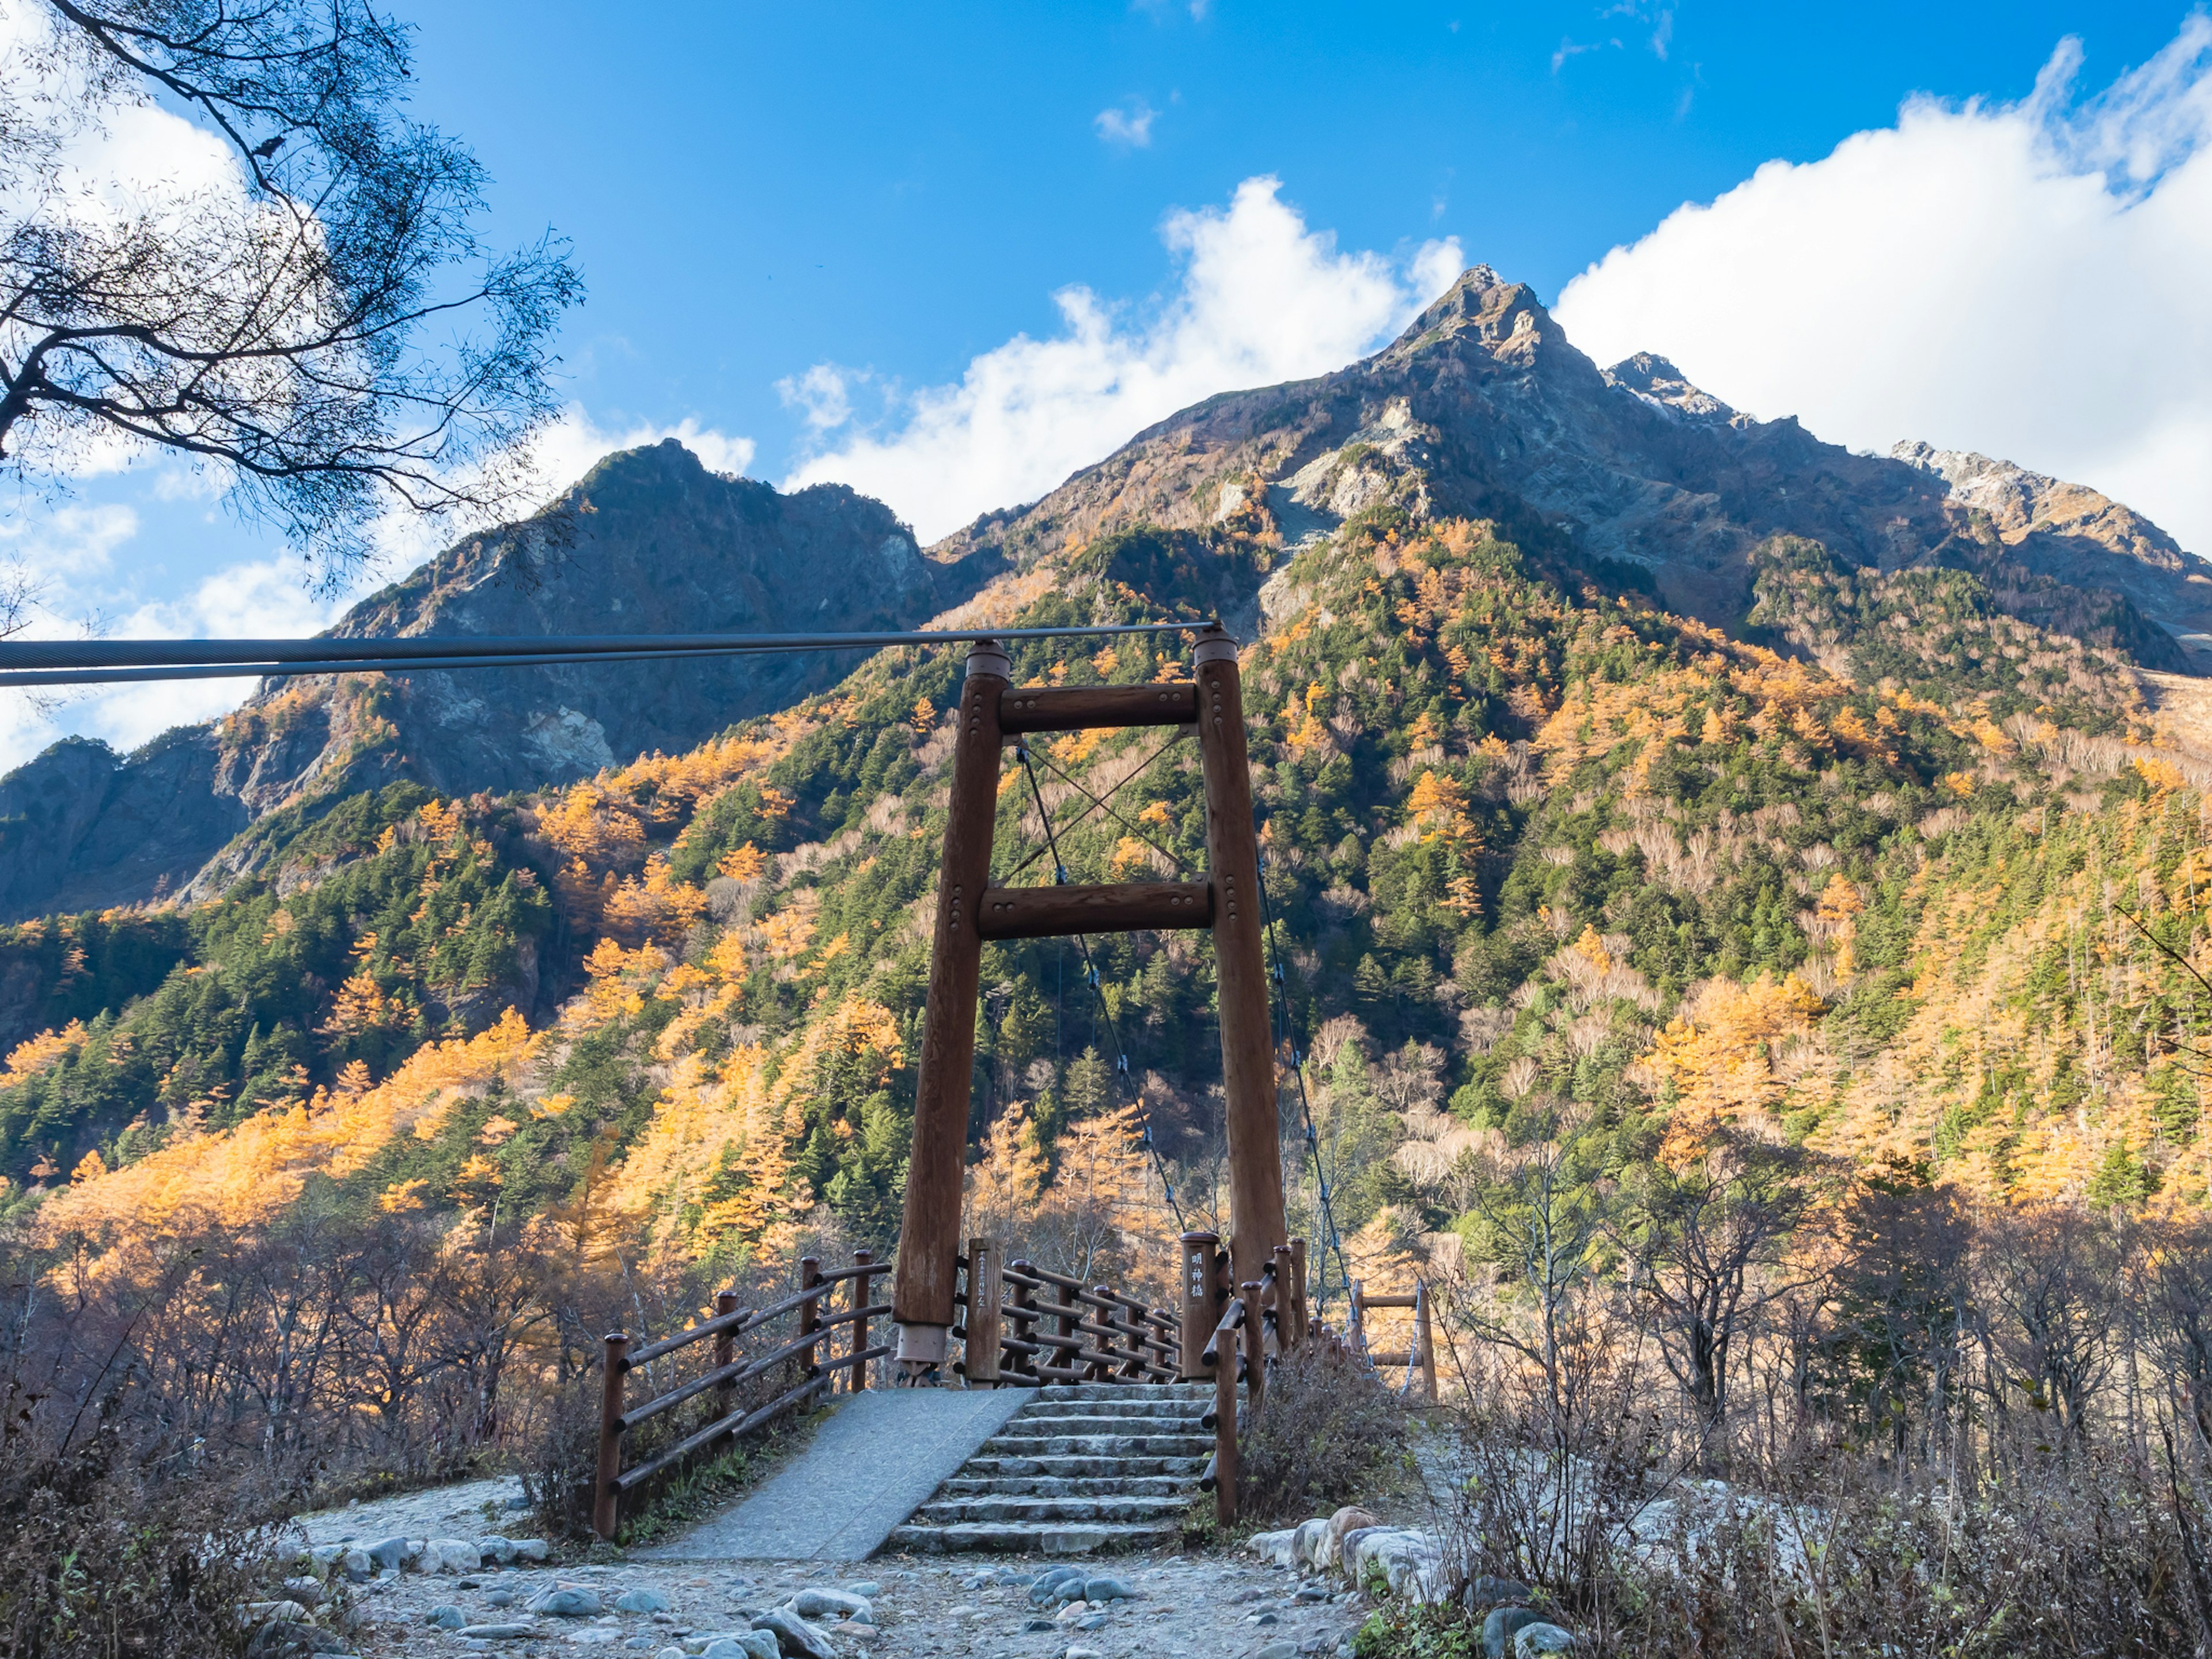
[524,407,757,499]
[1554,16,2212,555]
[0,543,351,774]
[777,365,860,433]
[783,176,1463,541]
[1096,100,1158,148]
[1551,36,1620,74]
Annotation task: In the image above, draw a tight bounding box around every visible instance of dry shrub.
[0,1392,283,1658]
[1399,1407,2212,1657]
[1238,1343,1407,1522]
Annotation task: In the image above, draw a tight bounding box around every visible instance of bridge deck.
[630,1386,1032,1562]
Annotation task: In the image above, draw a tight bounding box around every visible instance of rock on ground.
[325,1537,1376,1658]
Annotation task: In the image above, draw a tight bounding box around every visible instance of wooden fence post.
[1010,1260,1039,1382]
[852,1249,874,1392]
[1065,1281,1094,1383]
[798,1257,823,1376]
[1194,628,1290,1290]
[1272,1244,1295,1351]
[1290,1238,1309,1348]
[1214,1343,1240,1526]
[711,1291,738,1412]
[1177,1230,1219,1380]
[593,1332,628,1541]
[966,1237,1002,1386]
[1416,1279,1437,1402]
[893,641,1009,1373]
[1240,1279,1266,1416]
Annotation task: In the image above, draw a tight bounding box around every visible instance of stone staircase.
[885,1381,1213,1554]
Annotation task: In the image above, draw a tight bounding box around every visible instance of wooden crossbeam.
[975,880,1211,940]
[999,682,1197,734]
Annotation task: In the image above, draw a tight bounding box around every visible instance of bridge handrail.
[592,1248,885,1539]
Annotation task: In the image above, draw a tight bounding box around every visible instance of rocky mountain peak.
[1603,353,1739,424]
[0,445,997,922]
[1891,439,2197,573]
[1385,264,1570,368]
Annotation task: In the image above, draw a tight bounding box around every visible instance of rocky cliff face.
[936,266,2207,662]
[0,440,994,921]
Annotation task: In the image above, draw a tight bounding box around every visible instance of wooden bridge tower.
[892,627,1288,1374]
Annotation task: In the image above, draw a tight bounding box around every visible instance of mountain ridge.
[0,440,997,922]
[1,266,2203,931]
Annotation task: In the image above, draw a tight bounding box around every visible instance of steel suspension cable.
[1256,849,1353,1309]
[1025,743,1190,877]
[0,620,1210,690]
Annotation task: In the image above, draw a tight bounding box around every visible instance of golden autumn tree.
[966,1101,1048,1248]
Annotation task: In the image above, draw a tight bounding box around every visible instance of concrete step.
[940,1474,1189,1498]
[959,1453,1207,1479]
[884,1520,1179,1555]
[914,1493,1190,1526]
[1035,1382,1211,1403]
[994,1411,1203,1433]
[981,1431,1213,1458]
[1017,1407,1212,1433]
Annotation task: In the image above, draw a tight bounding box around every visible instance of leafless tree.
[1615,1130,1817,1454]
[1,0,582,585]
[2140,1214,2212,1448]
[1977,1206,2120,1456]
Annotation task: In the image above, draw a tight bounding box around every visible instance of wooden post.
[851,1249,874,1392]
[592,1332,628,1541]
[798,1256,823,1375]
[1213,1314,1240,1526]
[895,640,1009,1368]
[1416,1279,1437,1402]
[1177,1230,1220,1380]
[1240,1279,1266,1416]
[1349,1280,1365,1359]
[1011,1260,1040,1382]
[1272,1244,1295,1351]
[711,1290,739,1412]
[1290,1238,1309,1349]
[965,1236,1002,1385]
[1194,628,1289,1289]
[1061,1282,1089,1382]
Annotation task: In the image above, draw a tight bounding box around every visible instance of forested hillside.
[8,269,2212,1516]
[13,494,2212,1284]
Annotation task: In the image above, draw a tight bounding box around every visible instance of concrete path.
[635,1386,1032,1562]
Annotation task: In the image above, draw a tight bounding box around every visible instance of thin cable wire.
[0,645,805,690]
[0,620,1206,676]
[995,729,1182,885]
[1256,849,1352,1310]
[1015,742,1187,1230]
[1025,743,1189,877]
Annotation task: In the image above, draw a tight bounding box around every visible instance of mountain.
[10,262,2212,1270]
[939,267,2207,664]
[0,440,995,923]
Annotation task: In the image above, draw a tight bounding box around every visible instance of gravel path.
[294,1476,533,1548]
[335,1544,1366,1659]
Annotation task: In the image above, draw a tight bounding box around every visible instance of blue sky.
[5,1,2210,769]
[399,0,2187,478]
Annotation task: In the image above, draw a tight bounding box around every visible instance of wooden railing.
[951,1236,1180,1385]
[1185,1238,1445,1521]
[1188,1235,1317,1524]
[1347,1277,1438,1400]
[592,1250,889,1539]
